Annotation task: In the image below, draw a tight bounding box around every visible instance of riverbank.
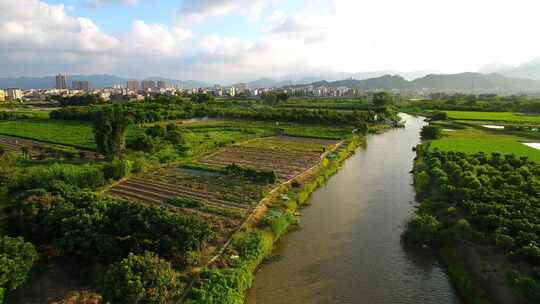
[184,135,364,303]
[247,113,459,304]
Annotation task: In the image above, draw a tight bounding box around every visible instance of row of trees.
[54,94,106,107]
[51,98,396,126]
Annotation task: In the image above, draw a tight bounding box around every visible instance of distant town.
[0,73,371,103]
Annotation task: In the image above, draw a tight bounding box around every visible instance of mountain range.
[480,57,540,80]
[288,72,540,93]
[3,72,540,93]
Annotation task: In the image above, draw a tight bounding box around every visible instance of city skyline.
[3,0,540,83]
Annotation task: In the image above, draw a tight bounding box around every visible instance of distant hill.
[292,73,540,93]
[0,75,210,90]
[480,58,540,80]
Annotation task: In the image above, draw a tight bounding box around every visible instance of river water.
[247,113,461,304]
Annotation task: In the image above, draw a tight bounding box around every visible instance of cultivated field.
[441,110,540,123]
[106,165,273,253]
[430,127,540,163]
[200,136,340,180]
[0,118,97,149]
[0,134,100,159]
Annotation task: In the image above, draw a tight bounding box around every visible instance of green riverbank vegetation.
[405,145,540,303]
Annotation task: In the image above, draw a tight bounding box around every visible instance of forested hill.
[303,73,540,93]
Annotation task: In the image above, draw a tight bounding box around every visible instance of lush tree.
[261,92,278,105]
[56,94,105,107]
[372,92,393,107]
[93,105,133,160]
[190,93,214,103]
[0,236,37,301]
[354,122,369,135]
[430,111,448,121]
[276,92,290,103]
[420,125,442,140]
[100,252,183,304]
[403,214,442,246]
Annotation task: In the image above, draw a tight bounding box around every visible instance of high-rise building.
[0,90,5,102]
[157,80,167,90]
[127,80,140,92]
[141,80,156,91]
[72,80,89,91]
[228,87,236,97]
[6,88,23,101]
[56,74,67,90]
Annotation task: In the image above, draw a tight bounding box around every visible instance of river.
[247,113,461,304]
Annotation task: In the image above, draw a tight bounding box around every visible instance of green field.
[430,128,540,163]
[0,118,96,149]
[441,110,540,123]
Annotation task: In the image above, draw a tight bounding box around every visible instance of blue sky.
[1,0,540,83]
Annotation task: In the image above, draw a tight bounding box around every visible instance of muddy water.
[247,113,461,304]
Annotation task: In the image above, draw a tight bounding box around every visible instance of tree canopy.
[93,105,133,160]
[100,251,183,304]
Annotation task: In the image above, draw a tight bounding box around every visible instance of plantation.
[408,147,540,303]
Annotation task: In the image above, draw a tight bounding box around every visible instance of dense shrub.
[103,159,133,180]
[430,111,448,121]
[127,134,160,153]
[54,200,213,265]
[100,252,184,304]
[420,125,443,140]
[55,94,105,107]
[225,164,278,184]
[9,164,105,193]
[403,214,442,246]
[0,236,37,302]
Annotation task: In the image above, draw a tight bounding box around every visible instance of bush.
[9,164,105,193]
[420,125,443,140]
[0,236,37,300]
[403,214,442,246]
[127,134,160,153]
[430,111,448,121]
[100,252,184,304]
[103,160,133,180]
[507,271,540,303]
[225,164,278,184]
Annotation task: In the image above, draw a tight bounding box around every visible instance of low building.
[0,90,5,102]
[6,88,23,101]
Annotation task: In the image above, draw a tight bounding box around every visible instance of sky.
[2,0,540,83]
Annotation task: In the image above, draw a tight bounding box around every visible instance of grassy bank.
[185,137,364,304]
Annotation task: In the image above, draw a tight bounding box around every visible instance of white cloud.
[84,0,143,8]
[176,0,280,25]
[4,0,540,83]
[0,0,191,77]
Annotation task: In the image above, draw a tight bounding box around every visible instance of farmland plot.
[0,134,100,160]
[106,166,273,249]
[200,136,340,180]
